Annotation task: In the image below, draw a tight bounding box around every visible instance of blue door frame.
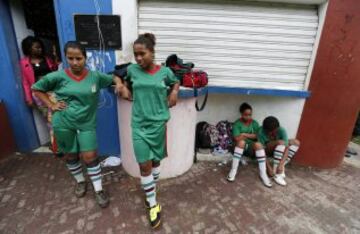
[53,0,121,156]
[0,0,39,151]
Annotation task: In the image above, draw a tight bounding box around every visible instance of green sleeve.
[232,121,242,137]
[279,127,289,146]
[31,71,60,92]
[96,71,113,89]
[165,67,179,86]
[257,128,268,146]
[253,120,260,134]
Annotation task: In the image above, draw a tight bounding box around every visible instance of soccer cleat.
[95,190,110,208]
[149,203,162,229]
[144,198,150,209]
[74,181,87,198]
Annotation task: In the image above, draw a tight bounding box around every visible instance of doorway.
[9,0,61,152]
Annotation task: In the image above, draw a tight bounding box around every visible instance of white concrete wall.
[197,94,306,138]
[118,98,197,178]
[112,0,138,64]
[9,0,34,57]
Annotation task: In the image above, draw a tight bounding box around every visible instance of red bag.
[182,70,208,88]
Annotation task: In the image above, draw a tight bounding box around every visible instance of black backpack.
[195,121,212,149]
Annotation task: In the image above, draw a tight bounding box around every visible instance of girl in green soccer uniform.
[228,103,260,181]
[257,116,301,186]
[227,103,271,186]
[228,103,275,187]
[119,33,180,229]
[32,41,124,208]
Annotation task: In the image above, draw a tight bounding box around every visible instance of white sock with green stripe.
[66,159,85,183]
[273,145,286,174]
[286,145,299,165]
[231,147,244,171]
[141,174,157,208]
[86,161,103,192]
[152,166,160,183]
[255,149,267,176]
[256,149,272,187]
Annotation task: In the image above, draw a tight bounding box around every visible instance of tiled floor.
[0,152,359,233]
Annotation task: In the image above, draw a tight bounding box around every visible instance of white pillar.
[118,98,197,179]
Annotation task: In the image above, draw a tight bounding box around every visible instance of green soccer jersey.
[257,126,289,146]
[232,119,260,145]
[32,69,113,130]
[125,64,179,126]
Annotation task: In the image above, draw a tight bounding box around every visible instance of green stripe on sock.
[142,181,155,188]
[87,165,101,172]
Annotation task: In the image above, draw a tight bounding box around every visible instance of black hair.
[46,40,62,62]
[21,36,45,56]
[64,41,87,58]
[263,116,280,133]
[134,33,156,52]
[239,102,252,113]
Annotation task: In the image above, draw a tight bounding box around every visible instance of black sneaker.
[95,190,110,208]
[75,182,87,198]
[149,203,162,229]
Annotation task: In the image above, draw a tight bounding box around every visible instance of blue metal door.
[53,0,120,156]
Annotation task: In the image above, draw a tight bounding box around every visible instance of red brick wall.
[295,0,360,168]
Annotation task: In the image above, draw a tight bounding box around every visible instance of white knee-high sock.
[86,161,103,192]
[152,166,161,183]
[231,147,244,171]
[273,145,286,174]
[141,174,157,207]
[286,145,300,165]
[66,159,85,183]
[256,149,267,176]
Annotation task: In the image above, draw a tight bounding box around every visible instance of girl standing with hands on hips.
[119,33,180,229]
[32,41,124,208]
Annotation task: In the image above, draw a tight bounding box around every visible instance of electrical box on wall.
[74,14,122,49]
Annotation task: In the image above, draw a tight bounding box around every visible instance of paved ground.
[0,152,360,234]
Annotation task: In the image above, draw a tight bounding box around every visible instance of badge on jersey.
[91,84,97,93]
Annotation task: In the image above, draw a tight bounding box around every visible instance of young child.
[227,103,260,182]
[257,116,301,186]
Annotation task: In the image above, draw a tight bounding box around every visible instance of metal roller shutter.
[138,0,319,91]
